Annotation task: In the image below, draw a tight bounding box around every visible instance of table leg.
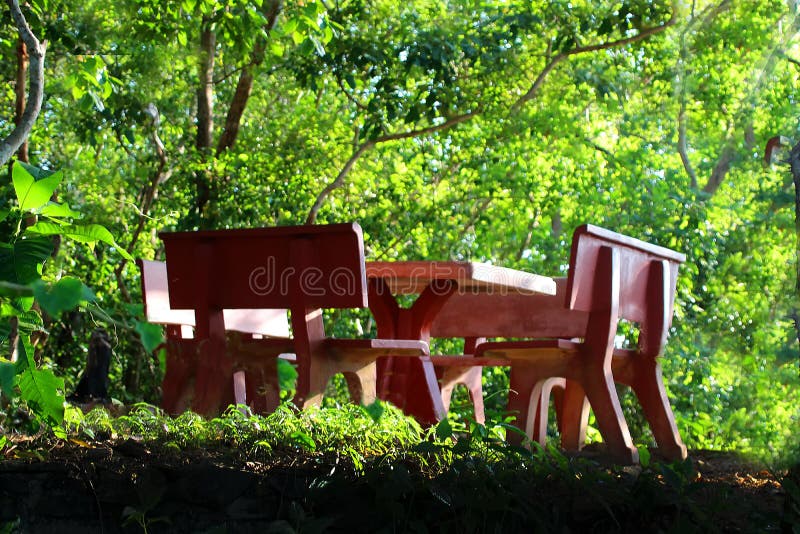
[368,278,456,425]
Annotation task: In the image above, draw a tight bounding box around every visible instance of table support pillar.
[368,278,457,425]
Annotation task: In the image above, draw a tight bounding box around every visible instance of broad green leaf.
[0,209,9,223]
[16,309,44,336]
[281,18,298,35]
[17,338,65,427]
[290,430,316,451]
[0,359,15,398]
[135,320,164,354]
[27,221,133,260]
[435,418,453,441]
[0,310,44,342]
[33,278,96,317]
[269,40,285,57]
[0,237,53,284]
[39,202,83,219]
[291,30,304,45]
[12,162,63,212]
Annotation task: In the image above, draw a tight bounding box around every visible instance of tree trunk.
[15,38,29,163]
[8,36,29,362]
[789,140,800,352]
[216,0,283,155]
[0,0,45,167]
[195,20,216,223]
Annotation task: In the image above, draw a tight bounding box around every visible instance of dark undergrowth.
[0,402,797,533]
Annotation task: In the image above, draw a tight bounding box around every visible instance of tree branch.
[513,9,677,110]
[305,140,375,224]
[114,107,172,301]
[678,104,698,189]
[307,6,675,223]
[305,112,477,224]
[15,38,29,162]
[697,0,794,196]
[216,0,283,155]
[1,0,45,167]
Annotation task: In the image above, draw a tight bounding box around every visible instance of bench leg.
[192,337,233,417]
[579,362,638,464]
[507,366,550,446]
[531,378,570,446]
[628,357,687,461]
[341,360,378,406]
[161,339,196,415]
[558,379,590,452]
[439,366,486,425]
[241,362,281,415]
[298,353,377,408]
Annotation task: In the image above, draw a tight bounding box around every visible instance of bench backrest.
[159,223,368,311]
[137,259,290,337]
[431,225,684,356]
[567,224,685,355]
[567,224,684,320]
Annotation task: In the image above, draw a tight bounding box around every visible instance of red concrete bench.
[157,223,429,417]
[430,224,687,463]
[138,259,295,414]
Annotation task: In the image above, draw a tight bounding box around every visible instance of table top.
[365,261,556,296]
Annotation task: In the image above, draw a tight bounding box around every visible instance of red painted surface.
[428,225,687,464]
[155,223,428,417]
[365,262,556,425]
[137,259,293,414]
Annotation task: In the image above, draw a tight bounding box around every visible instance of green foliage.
[68,401,424,462]
[0,162,128,431]
[15,340,66,436]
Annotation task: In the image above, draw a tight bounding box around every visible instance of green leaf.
[27,221,133,260]
[0,309,44,342]
[39,202,83,220]
[281,18,298,35]
[33,278,96,317]
[290,430,316,451]
[0,237,53,284]
[637,445,651,468]
[135,320,164,354]
[269,40,285,57]
[277,358,298,392]
[0,359,15,399]
[0,209,9,223]
[12,162,63,212]
[17,339,65,427]
[291,30,304,45]
[362,400,384,422]
[435,418,453,441]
